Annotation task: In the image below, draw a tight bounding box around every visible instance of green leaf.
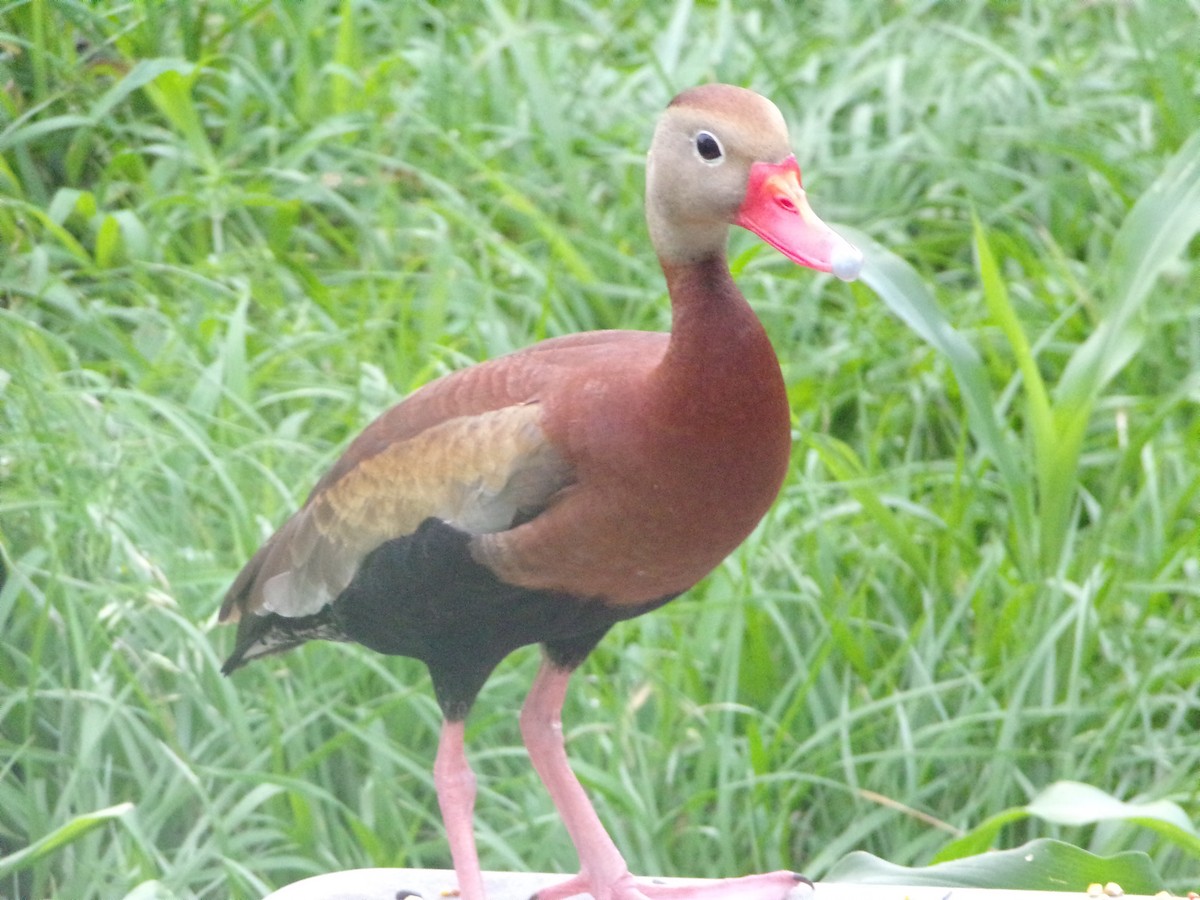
[972,216,1054,482]
[0,803,134,880]
[934,782,1200,869]
[112,209,151,261]
[847,226,1037,574]
[46,187,96,225]
[805,432,930,583]
[931,807,1031,863]
[826,838,1163,893]
[331,0,361,115]
[94,213,122,268]
[88,58,197,122]
[974,217,1074,571]
[0,199,93,265]
[1028,781,1200,858]
[0,113,93,155]
[1056,125,1200,411]
[138,64,215,171]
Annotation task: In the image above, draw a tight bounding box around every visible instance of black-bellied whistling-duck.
[220,84,861,900]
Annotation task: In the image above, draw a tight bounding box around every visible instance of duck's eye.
[695,131,723,163]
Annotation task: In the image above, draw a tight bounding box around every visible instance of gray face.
[645,86,793,265]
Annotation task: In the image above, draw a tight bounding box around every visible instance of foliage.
[829,837,1163,894]
[2,1,1198,897]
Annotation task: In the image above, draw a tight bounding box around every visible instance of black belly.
[227,517,677,720]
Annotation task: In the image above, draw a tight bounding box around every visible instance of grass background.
[2,0,1199,897]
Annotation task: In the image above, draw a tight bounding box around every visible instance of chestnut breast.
[473,260,792,605]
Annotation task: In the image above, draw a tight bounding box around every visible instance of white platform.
[265,868,1158,900]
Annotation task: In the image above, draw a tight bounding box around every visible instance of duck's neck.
[659,254,775,382]
[644,251,792,533]
[653,253,789,438]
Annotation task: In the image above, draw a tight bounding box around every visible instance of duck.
[219,83,862,900]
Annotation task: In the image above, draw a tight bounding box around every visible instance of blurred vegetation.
[1,1,1198,897]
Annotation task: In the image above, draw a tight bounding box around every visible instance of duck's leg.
[520,654,810,900]
[434,718,486,900]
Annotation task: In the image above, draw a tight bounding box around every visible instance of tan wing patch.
[317,401,568,534]
[236,402,572,619]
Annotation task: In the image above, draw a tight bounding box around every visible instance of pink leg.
[520,656,810,900]
[434,719,486,900]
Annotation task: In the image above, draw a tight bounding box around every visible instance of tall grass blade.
[973,218,1067,571]
[1056,126,1200,410]
[89,59,197,123]
[0,803,134,880]
[847,226,1037,573]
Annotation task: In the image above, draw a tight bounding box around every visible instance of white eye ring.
[694,130,724,165]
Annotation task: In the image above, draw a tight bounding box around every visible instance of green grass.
[2,0,1199,897]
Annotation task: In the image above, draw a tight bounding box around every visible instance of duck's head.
[646,84,861,281]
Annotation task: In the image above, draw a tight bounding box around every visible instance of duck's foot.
[531,869,813,900]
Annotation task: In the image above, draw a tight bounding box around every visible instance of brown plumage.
[219,84,861,900]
